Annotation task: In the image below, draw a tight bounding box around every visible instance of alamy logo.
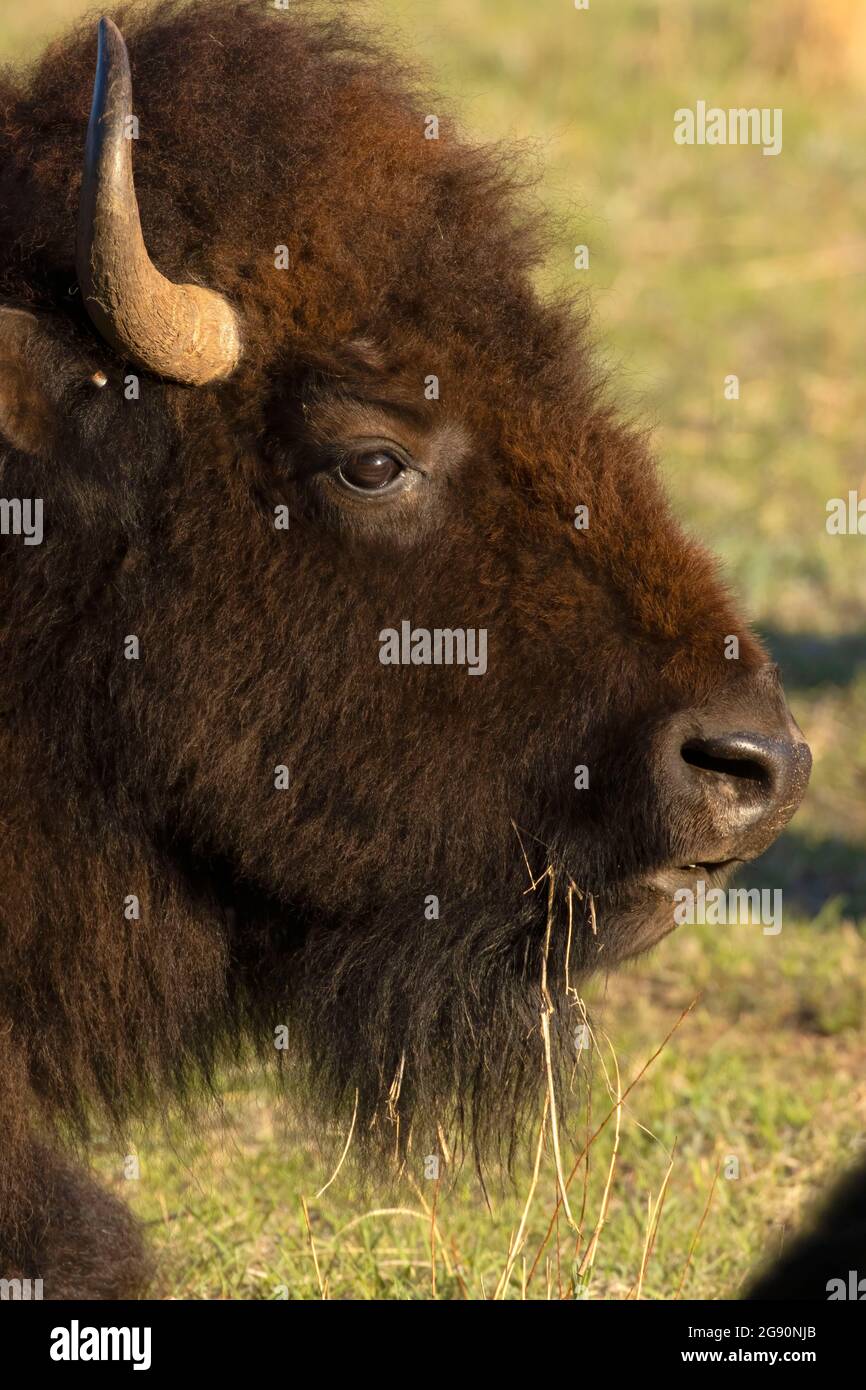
[50,1320,152,1371]
[674,879,782,935]
[674,102,782,157]
[826,492,866,535]
[0,1277,43,1299]
[827,1271,866,1300]
[0,497,43,545]
[379,621,487,676]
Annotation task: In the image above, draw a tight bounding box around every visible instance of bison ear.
[0,307,59,456]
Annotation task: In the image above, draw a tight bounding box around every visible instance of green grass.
[5,0,866,1298]
[83,921,864,1300]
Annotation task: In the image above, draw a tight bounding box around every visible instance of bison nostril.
[661,707,812,865]
[680,738,772,789]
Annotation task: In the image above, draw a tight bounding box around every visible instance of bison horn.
[76,17,241,385]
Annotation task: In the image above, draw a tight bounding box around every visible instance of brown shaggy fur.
[0,2,795,1297]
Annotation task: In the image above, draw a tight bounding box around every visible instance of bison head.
[0,6,809,1162]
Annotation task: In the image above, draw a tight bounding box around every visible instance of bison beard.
[0,3,810,1299]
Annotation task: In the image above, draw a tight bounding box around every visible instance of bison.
[0,2,811,1299]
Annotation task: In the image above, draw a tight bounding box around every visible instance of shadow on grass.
[760,628,866,692]
[734,830,866,924]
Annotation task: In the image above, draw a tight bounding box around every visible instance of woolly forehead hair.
[0,0,580,395]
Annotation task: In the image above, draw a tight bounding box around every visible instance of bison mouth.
[645,857,741,891]
[585,857,744,963]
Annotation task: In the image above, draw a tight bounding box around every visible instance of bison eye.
[337,450,405,493]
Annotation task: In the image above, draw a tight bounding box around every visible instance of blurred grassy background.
[3,0,865,1298]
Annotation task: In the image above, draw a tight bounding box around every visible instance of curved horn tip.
[95,15,129,73]
[76,11,243,385]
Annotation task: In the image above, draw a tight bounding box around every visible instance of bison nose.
[660,699,812,865]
